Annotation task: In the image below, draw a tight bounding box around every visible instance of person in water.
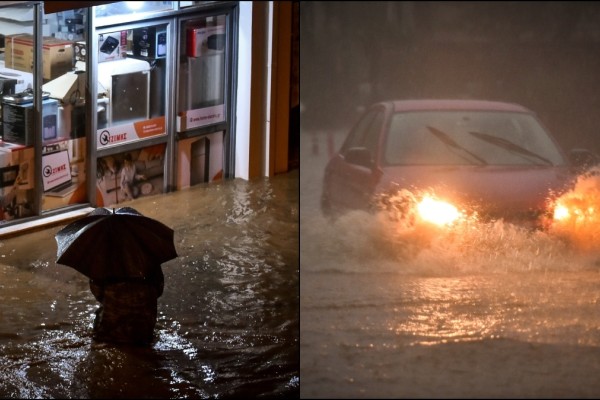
[89,266,164,345]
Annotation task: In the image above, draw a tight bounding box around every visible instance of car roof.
[386,99,533,114]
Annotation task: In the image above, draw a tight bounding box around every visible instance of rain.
[301,2,600,398]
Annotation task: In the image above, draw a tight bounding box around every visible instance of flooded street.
[301,130,600,398]
[0,170,299,398]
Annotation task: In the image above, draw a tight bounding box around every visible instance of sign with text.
[176,104,224,132]
[97,116,166,148]
[42,150,71,191]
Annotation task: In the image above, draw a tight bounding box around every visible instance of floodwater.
[0,169,299,399]
[301,129,600,398]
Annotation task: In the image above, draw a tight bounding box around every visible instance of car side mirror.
[344,147,373,168]
[569,148,599,173]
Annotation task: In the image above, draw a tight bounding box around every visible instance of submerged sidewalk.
[0,170,299,398]
[0,207,95,239]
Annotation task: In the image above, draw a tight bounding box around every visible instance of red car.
[321,99,596,228]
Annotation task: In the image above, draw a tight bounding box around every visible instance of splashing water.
[549,166,600,252]
[304,176,600,277]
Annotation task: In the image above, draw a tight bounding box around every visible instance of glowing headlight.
[553,203,570,221]
[553,200,596,223]
[417,196,461,226]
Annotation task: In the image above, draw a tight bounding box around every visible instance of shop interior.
[0,2,228,222]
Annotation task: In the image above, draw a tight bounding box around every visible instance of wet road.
[0,170,299,399]
[301,129,600,398]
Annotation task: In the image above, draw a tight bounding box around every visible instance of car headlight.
[552,200,595,223]
[417,196,461,226]
[553,203,570,221]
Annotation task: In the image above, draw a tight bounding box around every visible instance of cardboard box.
[4,34,74,81]
[98,31,127,63]
[2,99,58,146]
[186,24,225,57]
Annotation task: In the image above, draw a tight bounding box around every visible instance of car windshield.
[384,110,567,166]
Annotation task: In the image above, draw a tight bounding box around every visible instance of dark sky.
[301,1,600,155]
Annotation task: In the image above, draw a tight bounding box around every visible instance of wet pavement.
[0,169,299,399]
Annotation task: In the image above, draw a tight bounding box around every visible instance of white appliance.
[0,62,33,93]
[97,58,151,125]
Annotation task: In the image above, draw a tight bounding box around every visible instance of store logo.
[43,163,66,177]
[43,165,53,178]
[99,130,127,146]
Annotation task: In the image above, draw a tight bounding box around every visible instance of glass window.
[96,23,169,149]
[177,14,226,132]
[179,1,219,9]
[40,7,89,212]
[384,111,567,166]
[0,4,89,216]
[0,4,36,221]
[340,108,379,152]
[95,2,175,26]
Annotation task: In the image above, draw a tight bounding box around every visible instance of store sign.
[177,104,225,132]
[97,116,166,148]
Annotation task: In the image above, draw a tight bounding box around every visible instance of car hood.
[377,164,575,217]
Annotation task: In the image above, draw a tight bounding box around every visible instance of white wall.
[235,1,253,180]
[264,1,273,177]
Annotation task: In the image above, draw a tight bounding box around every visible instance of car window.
[384,111,567,166]
[363,111,384,153]
[340,109,382,152]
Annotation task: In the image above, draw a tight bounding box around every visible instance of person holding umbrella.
[88,265,165,345]
[55,207,178,345]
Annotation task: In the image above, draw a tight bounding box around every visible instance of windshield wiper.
[426,126,487,165]
[468,131,553,166]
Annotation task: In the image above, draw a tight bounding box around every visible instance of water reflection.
[390,277,502,346]
[0,170,299,398]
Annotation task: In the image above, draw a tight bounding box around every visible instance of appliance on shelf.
[97,58,151,126]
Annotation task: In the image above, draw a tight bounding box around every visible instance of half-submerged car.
[321,99,597,228]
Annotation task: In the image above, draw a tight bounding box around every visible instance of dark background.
[301,1,600,155]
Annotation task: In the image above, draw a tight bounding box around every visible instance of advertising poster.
[97,116,166,149]
[177,131,223,189]
[95,143,166,206]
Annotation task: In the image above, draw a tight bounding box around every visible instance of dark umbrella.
[55,207,178,281]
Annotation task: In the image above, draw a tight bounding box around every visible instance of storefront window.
[0,0,237,227]
[96,24,169,149]
[40,7,89,212]
[177,14,227,132]
[0,3,38,221]
[94,2,175,25]
[179,1,220,9]
[0,4,89,217]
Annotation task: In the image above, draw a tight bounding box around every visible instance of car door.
[326,106,386,211]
